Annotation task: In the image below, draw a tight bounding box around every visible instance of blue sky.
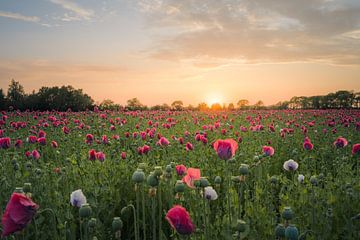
[0,0,359,105]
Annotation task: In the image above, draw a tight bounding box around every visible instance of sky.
[0,0,359,106]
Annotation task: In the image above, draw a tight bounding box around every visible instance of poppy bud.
[175,180,185,193]
[112,217,123,231]
[132,169,145,183]
[79,204,92,218]
[285,225,299,240]
[270,176,278,185]
[200,177,209,188]
[214,176,222,185]
[282,207,294,221]
[147,174,159,187]
[154,166,163,177]
[165,164,172,173]
[88,218,97,228]
[239,164,249,176]
[23,183,32,193]
[235,219,247,233]
[275,224,285,238]
[194,179,201,188]
[310,176,318,186]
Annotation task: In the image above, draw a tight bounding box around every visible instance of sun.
[206,94,223,106]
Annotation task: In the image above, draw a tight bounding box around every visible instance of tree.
[126,98,144,110]
[7,79,26,110]
[254,100,264,109]
[237,99,249,109]
[197,102,209,111]
[99,99,121,111]
[171,100,184,111]
[0,89,7,110]
[228,103,235,111]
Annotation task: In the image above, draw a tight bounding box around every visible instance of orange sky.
[0,0,360,106]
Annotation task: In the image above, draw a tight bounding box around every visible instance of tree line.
[0,80,358,111]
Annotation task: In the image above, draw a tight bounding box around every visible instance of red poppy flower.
[165,205,194,235]
[182,168,200,188]
[1,193,38,237]
[352,143,360,155]
[262,145,275,156]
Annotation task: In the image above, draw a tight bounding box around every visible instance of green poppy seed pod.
[170,162,176,168]
[231,176,241,184]
[285,225,299,240]
[239,164,249,176]
[175,180,185,193]
[270,176,278,185]
[14,187,24,193]
[88,218,97,228]
[253,155,259,161]
[310,176,318,186]
[120,206,131,218]
[35,168,42,176]
[147,174,159,187]
[275,224,286,238]
[165,164,172,173]
[25,161,32,170]
[132,169,145,183]
[318,173,324,180]
[326,208,333,218]
[236,219,247,233]
[282,207,294,221]
[194,179,201,188]
[138,163,146,170]
[200,177,209,188]
[154,166,163,177]
[79,204,92,218]
[23,183,32,193]
[112,217,123,232]
[13,163,20,171]
[214,176,222,184]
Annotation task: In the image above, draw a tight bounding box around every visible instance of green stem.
[127,204,138,240]
[226,162,232,236]
[136,186,140,239]
[152,196,156,240]
[142,184,146,240]
[158,185,162,240]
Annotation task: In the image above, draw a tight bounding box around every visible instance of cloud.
[137,0,360,66]
[0,11,40,22]
[49,0,94,20]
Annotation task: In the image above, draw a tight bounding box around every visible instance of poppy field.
[0,109,359,240]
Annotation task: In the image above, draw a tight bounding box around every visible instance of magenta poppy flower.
[303,141,313,151]
[213,139,238,160]
[96,151,105,162]
[176,165,187,176]
[165,205,194,235]
[121,152,126,159]
[32,150,40,160]
[37,137,46,145]
[333,137,348,148]
[262,146,275,156]
[0,137,11,149]
[15,139,23,148]
[85,134,94,144]
[158,137,170,146]
[352,144,360,155]
[88,149,97,161]
[1,193,38,237]
[185,142,193,151]
[51,141,58,148]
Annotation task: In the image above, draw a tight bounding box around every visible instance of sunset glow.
[0,0,359,106]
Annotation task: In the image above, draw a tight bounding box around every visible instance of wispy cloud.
[0,10,40,22]
[138,0,360,66]
[49,0,94,20]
